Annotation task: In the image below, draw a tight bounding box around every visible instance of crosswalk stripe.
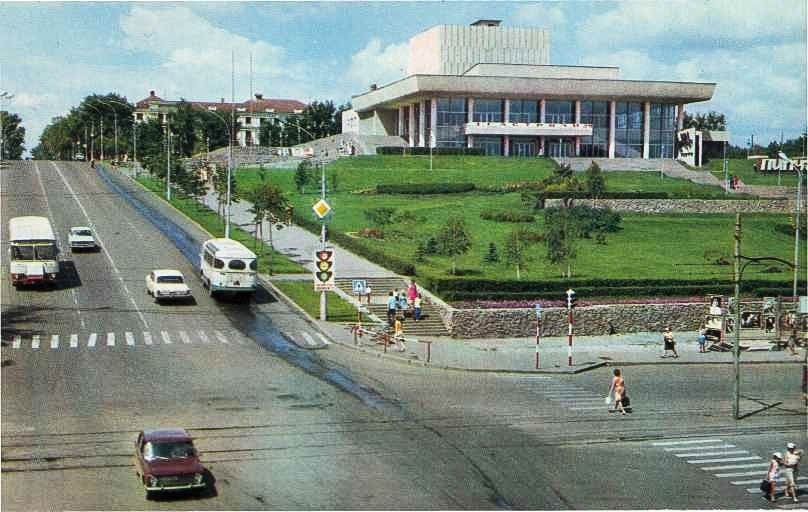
[50,335,59,349]
[70,334,78,348]
[161,331,172,344]
[747,483,808,494]
[716,470,767,478]
[687,456,762,464]
[701,463,769,471]
[675,450,750,458]
[198,331,210,343]
[179,331,192,344]
[316,332,332,345]
[569,406,606,410]
[543,392,593,397]
[214,331,228,344]
[13,335,21,349]
[665,445,735,451]
[301,332,317,347]
[125,332,135,346]
[143,332,153,345]
[32,335,40,349]
[553,398,603,402]
[87,333,97,348]
[653,439,722,447]
[107,333,115,347]
[731,476,807,486]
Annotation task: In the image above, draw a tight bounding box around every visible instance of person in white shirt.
[783,442,803,503]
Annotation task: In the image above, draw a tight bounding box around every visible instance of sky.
[1,0,806,154]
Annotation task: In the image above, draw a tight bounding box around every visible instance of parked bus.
[199,238,257,297]
[8,216,59,286]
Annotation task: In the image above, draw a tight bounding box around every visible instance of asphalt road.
[2,160,805,510]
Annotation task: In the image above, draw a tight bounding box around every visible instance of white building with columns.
[344,20,716,159]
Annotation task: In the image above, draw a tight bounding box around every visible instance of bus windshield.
[11,244,57,261]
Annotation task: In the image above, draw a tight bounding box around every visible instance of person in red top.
[407,279,418,306]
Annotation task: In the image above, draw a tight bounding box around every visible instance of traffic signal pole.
[320,161,327,321]
[566,289,575,367]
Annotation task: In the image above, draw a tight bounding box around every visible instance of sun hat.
[787,442,796,449]
[773,452,783,459]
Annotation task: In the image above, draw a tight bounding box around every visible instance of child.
[698,327,707,353]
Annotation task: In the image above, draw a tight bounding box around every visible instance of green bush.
[376,182,476,194]
[364,207,397,226]
[480,209,535,223]
[376,146,486,156]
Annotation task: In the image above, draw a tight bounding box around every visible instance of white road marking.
[687,456,762,464]
[161,331,172,344]
[569,406,606,411]
[717,470,768,478]
[106,332,115,347]
[198,331,210,343]
[552,398,604,403]
[675,450,750,458]
[316,332,332,345]
[13,336,21,349]
[731,476,807,485]
[301,332,317,347]
[50,335,59,349]
[87,333,97,348]
[32,335,40,349]
[542,392,593,397]
[653,439,723,446]
[214,331,228,344]
[70,289,86,330]
[700,463,769,471]
[747,483,808,494]
[70,334,78,348]
[143,332,153,345]
[665,445,736,451]
[50,161,149,329]
[125,332,135,346]
[179,331,192,344]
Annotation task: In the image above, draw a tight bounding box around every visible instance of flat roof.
[9,216,55,242]
[204,238,257,259]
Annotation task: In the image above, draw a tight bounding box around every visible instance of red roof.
[135,91,306,113]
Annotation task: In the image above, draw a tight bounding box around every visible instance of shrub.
[480,209,535,223]
[364,207,397,226]
[484,242,499,263]
[424,237,439,255]
[376,182,476,194]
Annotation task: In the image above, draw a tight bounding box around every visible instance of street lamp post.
[84,103,104,161]
[778,152,805,299]
[201,108,234,238]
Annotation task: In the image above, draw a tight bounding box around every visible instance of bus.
[8,216,59,286]
[199,238,257,297]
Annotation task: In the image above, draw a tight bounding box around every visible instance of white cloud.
[512,4,566,29]
[346,38,409,89]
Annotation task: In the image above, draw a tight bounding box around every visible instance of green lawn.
[234,155,800,285]
[135,176,306,275]
[707,158,799,187]
[272,280,369,322]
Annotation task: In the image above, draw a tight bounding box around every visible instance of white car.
[146,270,193,303]
[68,226,98,251]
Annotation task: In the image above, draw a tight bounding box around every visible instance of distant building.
[134,91,306,147]
[346,20,716,159]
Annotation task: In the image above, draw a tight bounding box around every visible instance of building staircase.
[334,277,451,337]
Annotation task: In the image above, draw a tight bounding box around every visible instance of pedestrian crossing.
[287,329,332,350]
[3,329,247,351]
[652,438,807,501]
[502,376,610,413]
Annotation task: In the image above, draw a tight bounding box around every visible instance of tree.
[683,111,726,131]
[212,165,239,218]
[1,111,26,159]
[248,178,289,254]
[171,100,199,157]
[585,161,606,203]
[504,230,527,279]
[483,242,499,264]
[436,215,471,275]
[294,159,313,193]
[259,118,286,147]
[545,207,577,278]
[179,160,208,202]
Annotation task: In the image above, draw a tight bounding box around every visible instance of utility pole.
[320,160,327,321]
[100,118,104,161]
[226,49,235,239]
[166,116,172,201]
[733,213,741,420]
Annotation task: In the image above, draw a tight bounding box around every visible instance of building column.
[677,103,685,131]
[642,101,651,159]
[467,98,475,148]
[398,106,405,136]
[574,100,581,156]
[697,132,703,167]
[408,105,415,147]
[539,137,545,156]
[608,100,616,159]
[504,99,510,124]
[430,97,438,148]
[504,135,510,157]
[418,100,426,147]
[539,99,546,123]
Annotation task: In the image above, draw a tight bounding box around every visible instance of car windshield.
[73,229,92,236]
[156,275,184,284]
[144,441,195,461]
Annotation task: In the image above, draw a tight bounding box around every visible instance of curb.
[258,277,335,350]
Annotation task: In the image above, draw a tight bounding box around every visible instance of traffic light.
[566,289,577,309]
[315,249,334,289]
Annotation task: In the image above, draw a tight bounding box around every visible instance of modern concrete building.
[134,91,306,147]
[345,20,716,159]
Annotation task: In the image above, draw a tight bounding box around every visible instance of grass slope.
[272,280,368,322]
[707,158,799,187]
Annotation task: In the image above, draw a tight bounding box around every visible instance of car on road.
[134,428,207,499]
[68,226,98,252]
[146,269,193,302]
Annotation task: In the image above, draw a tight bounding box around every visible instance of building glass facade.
[545,100,574,123]
[424,100,432,146]
[614,101,644,158]
[510,136,538,157]
[474,136,503,156]
[436,97,468,147]
[473,98,503,122]
[509,100,539,123]
[649,103,676,158]
[579,101,609,157]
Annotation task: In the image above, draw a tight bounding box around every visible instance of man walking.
[662,326,679,358]
[386,291,397,326]
[783,442,803,503]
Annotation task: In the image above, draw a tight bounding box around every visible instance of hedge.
[376,146,486,156]
[376,182,476,194]
[293,211,416,276]
[480,209,535,222]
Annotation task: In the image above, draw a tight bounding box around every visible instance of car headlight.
[194,473,203,484]
[148,475,159,487]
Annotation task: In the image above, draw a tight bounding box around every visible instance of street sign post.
[314,249,334,292]
[534,304,542,369]
[566,289,576,367]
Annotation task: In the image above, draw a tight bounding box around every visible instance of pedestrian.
[386,291,397,326]
[662,326,679,358]
[365,284,372,305]
[393,315,406,352]
[765,452,782,502]
[407,279,418,307]
[607,368,628,416]
[787,329,799,356]
[783,442,803,503]
[414,293,422,322]
[697,326,707,353]
[398,291,409,318]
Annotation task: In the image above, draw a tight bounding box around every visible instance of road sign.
[352,279,367,296]
[312,199,332,219]
[314,249,334,291]
[534,304,542,319]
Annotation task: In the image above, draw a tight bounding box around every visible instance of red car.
[134,428,207,498]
